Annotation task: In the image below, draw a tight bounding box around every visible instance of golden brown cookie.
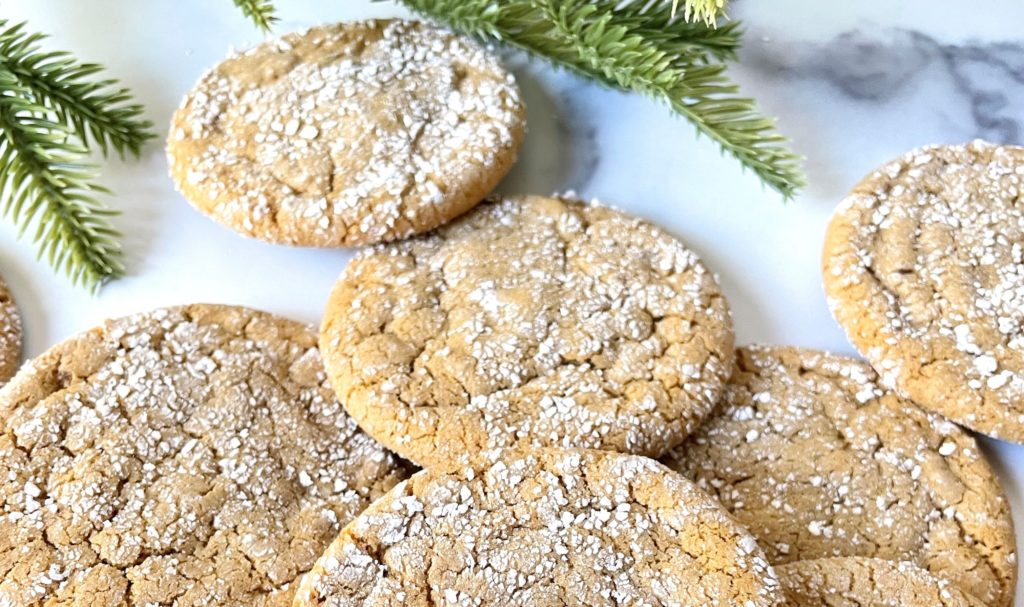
[662,346,1016,607]
[823,141,1024,442]
[0,305,413,607]
[777,558,985,607]
[294,448,782,606]
[320,194,735,467]
[168,19,525,247]
[0,274,21,384]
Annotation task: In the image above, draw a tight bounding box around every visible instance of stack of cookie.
[0,17,1019,607]
[305,191,1016,607]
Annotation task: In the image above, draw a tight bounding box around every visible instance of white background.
[1,1,1022,601]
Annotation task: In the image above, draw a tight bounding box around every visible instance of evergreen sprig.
[0,72,123,289]
[0,20,153,290]
[0,22,153,158]
[233,0,279,32]
[399,0,804,198]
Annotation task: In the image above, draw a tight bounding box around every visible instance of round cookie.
[0,274,21,384]
[777,558,985,607]
[293,448,782,606]
[823,141,1024,442]
[661,346,1016,607]
[320,194,735,467]
[168,19,525,247]
[0,305,413,607]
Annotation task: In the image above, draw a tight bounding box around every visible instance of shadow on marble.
[497,66,600,196]
[96,152,175,280]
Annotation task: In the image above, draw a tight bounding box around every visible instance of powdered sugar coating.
[168,20,525,247]
[320,195,734,467]
[0,305,412,606]
[0,274,21,384]
[662,346,1016,607]
[777,557,985,607]
[824,141,1024,442]
[294,448,782,607]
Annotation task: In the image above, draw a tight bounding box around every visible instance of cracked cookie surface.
[777,557,984,607]
[0,305,413,606]
[823,141,1024,442]
[0,274,21,385]
[294,448,782,607]
[168,19,524,247]
[662,346,1016,607]
[320,194,734,467]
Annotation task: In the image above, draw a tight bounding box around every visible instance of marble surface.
[1,0,1023,601]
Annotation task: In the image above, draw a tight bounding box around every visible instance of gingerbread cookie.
[777,558,985,607]
[320,194,734,467]
[0,305,412,606]
[168,19,525,247]
[824,141,1024,442]
[294,448,781,606]
[0,274,21,384]
[662,346,1016,607]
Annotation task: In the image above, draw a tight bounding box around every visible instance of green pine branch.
[0,71,123,290]
[233,0,279,32]
[0,20,152,290]
[400,0,804,198]
[0,21,154,158]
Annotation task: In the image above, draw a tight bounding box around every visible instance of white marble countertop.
[1,0,1022,601]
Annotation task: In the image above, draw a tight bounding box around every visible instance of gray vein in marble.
[551,83,601,191]
[745,28,1024,143]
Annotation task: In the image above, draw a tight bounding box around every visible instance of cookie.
[320,194,735,467]
[168,19,525,247]
[0,305,412,606]
[0,274,21,384]
[662,346,1016,607]
[823,141,1024,442]
[293,448,782,606]
[777,558,985,607]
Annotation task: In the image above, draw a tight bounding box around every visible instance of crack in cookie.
[777,557,985,607]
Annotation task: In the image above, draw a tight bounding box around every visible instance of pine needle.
[232,0,279,32]
[400,0,805,198]
[0,20,151,290]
